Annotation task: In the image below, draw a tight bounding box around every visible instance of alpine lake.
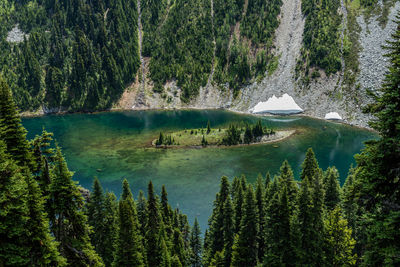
[22,110,378,230]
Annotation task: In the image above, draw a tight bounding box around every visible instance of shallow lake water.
[22,110,377,230]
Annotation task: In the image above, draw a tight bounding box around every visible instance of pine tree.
[233,182,244,234]
[324,207,357,266]
[0,141,30,266]
[0,76,33,168]
[113,179,144,267]
[87,178,106,257]
[354,14,400,265]
[310,171,325,264]
[205,176,231,264]
[172,228,187,266]
[222,197,234,267]
[323,167,341,211]
[207,120,211,134]
[279,160,298,214]
[300,148,319,184]
[231,186,258,267]
[25,172,67,266]
[50,147,103,266]
[102,192,118,267]
[137,190,148,236]
[158,228,171,267]
[190,218,203,267]
[146,181,163,267]
[255,174,266,263]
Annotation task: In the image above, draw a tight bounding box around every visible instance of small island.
[152,120,296,148]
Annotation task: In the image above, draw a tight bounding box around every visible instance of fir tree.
[233,182,244,234]
[231,186,258,267]
[137,190,148,236]
[279,160,298,214]
[50,147,103,266]
[113,179,144,267]
[324,207,357,266]
[172,228,187,266]
[354,14,400,265]
[0,142,30,266]
[190,218,203,267]
[102,192,118,267]
[255,174,266,263]
[146,181,163,267]
[25,172,67,266]
[222,197,235,267]
[300,148,319,184]
[86,178,106,257]
[323,167,341,211]
[207,120,211,134]
[0,76,33,168]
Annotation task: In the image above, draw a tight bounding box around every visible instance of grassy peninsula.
[152,120,295,148]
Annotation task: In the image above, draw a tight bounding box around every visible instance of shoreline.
[20,106,375,132]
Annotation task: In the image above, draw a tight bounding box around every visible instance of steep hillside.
[1,0,399,127]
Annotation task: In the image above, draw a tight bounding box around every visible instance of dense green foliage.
[0,0,283,110]
[298,0,342,83]
[0,0,140,112]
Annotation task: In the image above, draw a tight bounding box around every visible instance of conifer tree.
[255,175,267,262]
[0,142,30,266]
[206,176,231,264]
[231,186,258,267]
[279,160,298,214]
[87,178,106,256]
[102,192,118,267]
[146,181,163,267]
[233,182,244,234]
[137,190,148,236]
[222,197,234,267]
[158,229,172,267]
[50,147,103,266]
[190,218,203,267]
[323,167,341,210]
[354,14,400,265]
[300,148,319,183]
[25,172,67,266]
[113,179,144,267]
[324,207,357,266]
[172,228,187,266]
[0,76,33,168]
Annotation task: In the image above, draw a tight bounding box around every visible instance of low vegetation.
[153,120,278,147]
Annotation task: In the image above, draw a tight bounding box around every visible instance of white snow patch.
[6,25,27,43]
[325,112,342,120]
[252,94,303,114]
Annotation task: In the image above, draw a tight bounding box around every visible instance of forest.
[1,0,400,266]
[1,18,400,264]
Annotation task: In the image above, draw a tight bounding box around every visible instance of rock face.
[118,0,400,128]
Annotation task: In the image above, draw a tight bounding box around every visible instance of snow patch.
[325,112,342,120]
[6,25,27,43]
[252,94,303,114]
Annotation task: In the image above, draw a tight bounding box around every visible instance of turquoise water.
[22,110,377,230]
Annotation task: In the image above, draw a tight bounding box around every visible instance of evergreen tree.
[231,186,258,267]
[190,218,203,267]
[102,192,118,267]
[255,174,267,263]
[300,148,319,184]
[0,76,33,168]
[207,120,211,134]
[172,228,187,266]
[146,181,163,267]
[205,176,231,264]
[86,178,106,257]
[279,160,298,214]
[50,147,103,266]
[354,14,400,265]
[137,190,148,236]
[25,172,67,266]
[233,182,244,234]
[158,228,172,267]
[113,179,144,267]
[323,167,341,211]
[0,142,30,266]
[324,207,357,266]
